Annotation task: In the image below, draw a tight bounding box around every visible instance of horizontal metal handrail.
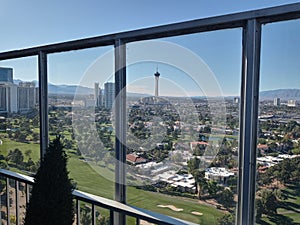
[0,169,34,184]
[0,3,300,60]
[0,168,196,225]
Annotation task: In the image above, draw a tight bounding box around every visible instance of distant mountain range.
[260,89,300,100]
[48,84,94,95]
[14,79,94,95]
[13,80,300,100]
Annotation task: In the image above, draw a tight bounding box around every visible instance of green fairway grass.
[0,138,40,161]
[1,139,224,224]
[257,183,300,225]
[277,184,300,223]
[67,154,224,224]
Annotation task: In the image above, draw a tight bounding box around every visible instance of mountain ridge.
[13,80,300,99]
[260,88,300,100]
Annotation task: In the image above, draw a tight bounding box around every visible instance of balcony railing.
[0,168,196,225]
[1,3,300,225]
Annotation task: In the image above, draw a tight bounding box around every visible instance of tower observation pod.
[154,69,160,97]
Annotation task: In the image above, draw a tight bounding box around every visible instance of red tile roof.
[126,154,146,164]
[257,144,268,149]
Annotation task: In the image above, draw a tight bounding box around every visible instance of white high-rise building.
[274,98,280,106]
[0,84,18,113]
[287,99,296,107]
[104,82,115,109]
[0,67,18,113]
[233,97,240,104]
[0,67,37,113]
[94,82,102,107]
[18,82,37,111]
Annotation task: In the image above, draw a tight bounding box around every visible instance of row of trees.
[2,110,40,143]
[256,157,300,221]
[258,157,300,186]
[0,149,38,172]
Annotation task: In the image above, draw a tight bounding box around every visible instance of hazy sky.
[0,0,300,96]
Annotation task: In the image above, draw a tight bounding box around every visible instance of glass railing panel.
[48,47,116,200]
[125,28,242,224]
[256,19,300,224]
[0,57,39,174]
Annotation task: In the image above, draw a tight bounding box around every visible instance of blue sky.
[0,0,300,96]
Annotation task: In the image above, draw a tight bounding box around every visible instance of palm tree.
[187,157,207,199]
[193,170,206,199]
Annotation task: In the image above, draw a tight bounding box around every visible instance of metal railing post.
[6,177,10,225]
[38,51,49,159]
[15,181,19,225]
[114,39,127,225]
[110,210,114,225]
[25,184,30,205]
[237,19,262,225]
[92,204,96,225]
[76,199,80,225]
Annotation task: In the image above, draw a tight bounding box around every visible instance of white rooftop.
[205,167,234,178]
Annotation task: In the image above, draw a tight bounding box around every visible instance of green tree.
[255,199,263,220]
[25,149,32,158]
[187,157,207,199]
[81,207,92,225]
[0,159,8,169]
[260,189,278,215]
[25,158,37,172]
[98,215,110,225]
[206,180,220,198]
[24,136,74,225]
[218,188,234,209]
[193,170,207,199]
[7,148,24,166]
[187,157,200,173]
[217,214,234,225]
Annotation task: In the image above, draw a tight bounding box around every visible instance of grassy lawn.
[68,154,224,224]
[257,183,300,225]
[0,140,224,224]
[68,155,114,198]
[0,138,40,161]
[277,184,300,223]
[127,191,223,224]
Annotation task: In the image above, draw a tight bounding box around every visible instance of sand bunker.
[157,205,183,212]
[191,211,203,216]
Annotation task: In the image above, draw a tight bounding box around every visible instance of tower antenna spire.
[154,67,160,97]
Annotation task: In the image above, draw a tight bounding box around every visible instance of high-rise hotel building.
[0,67,37,113]
[0,67,18,113]
[104,82,115,109]
[94,82,103,107]
[18,82,37,111]
[274,97,280,106]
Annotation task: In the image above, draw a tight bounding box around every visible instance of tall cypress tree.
[24,136,74,225]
